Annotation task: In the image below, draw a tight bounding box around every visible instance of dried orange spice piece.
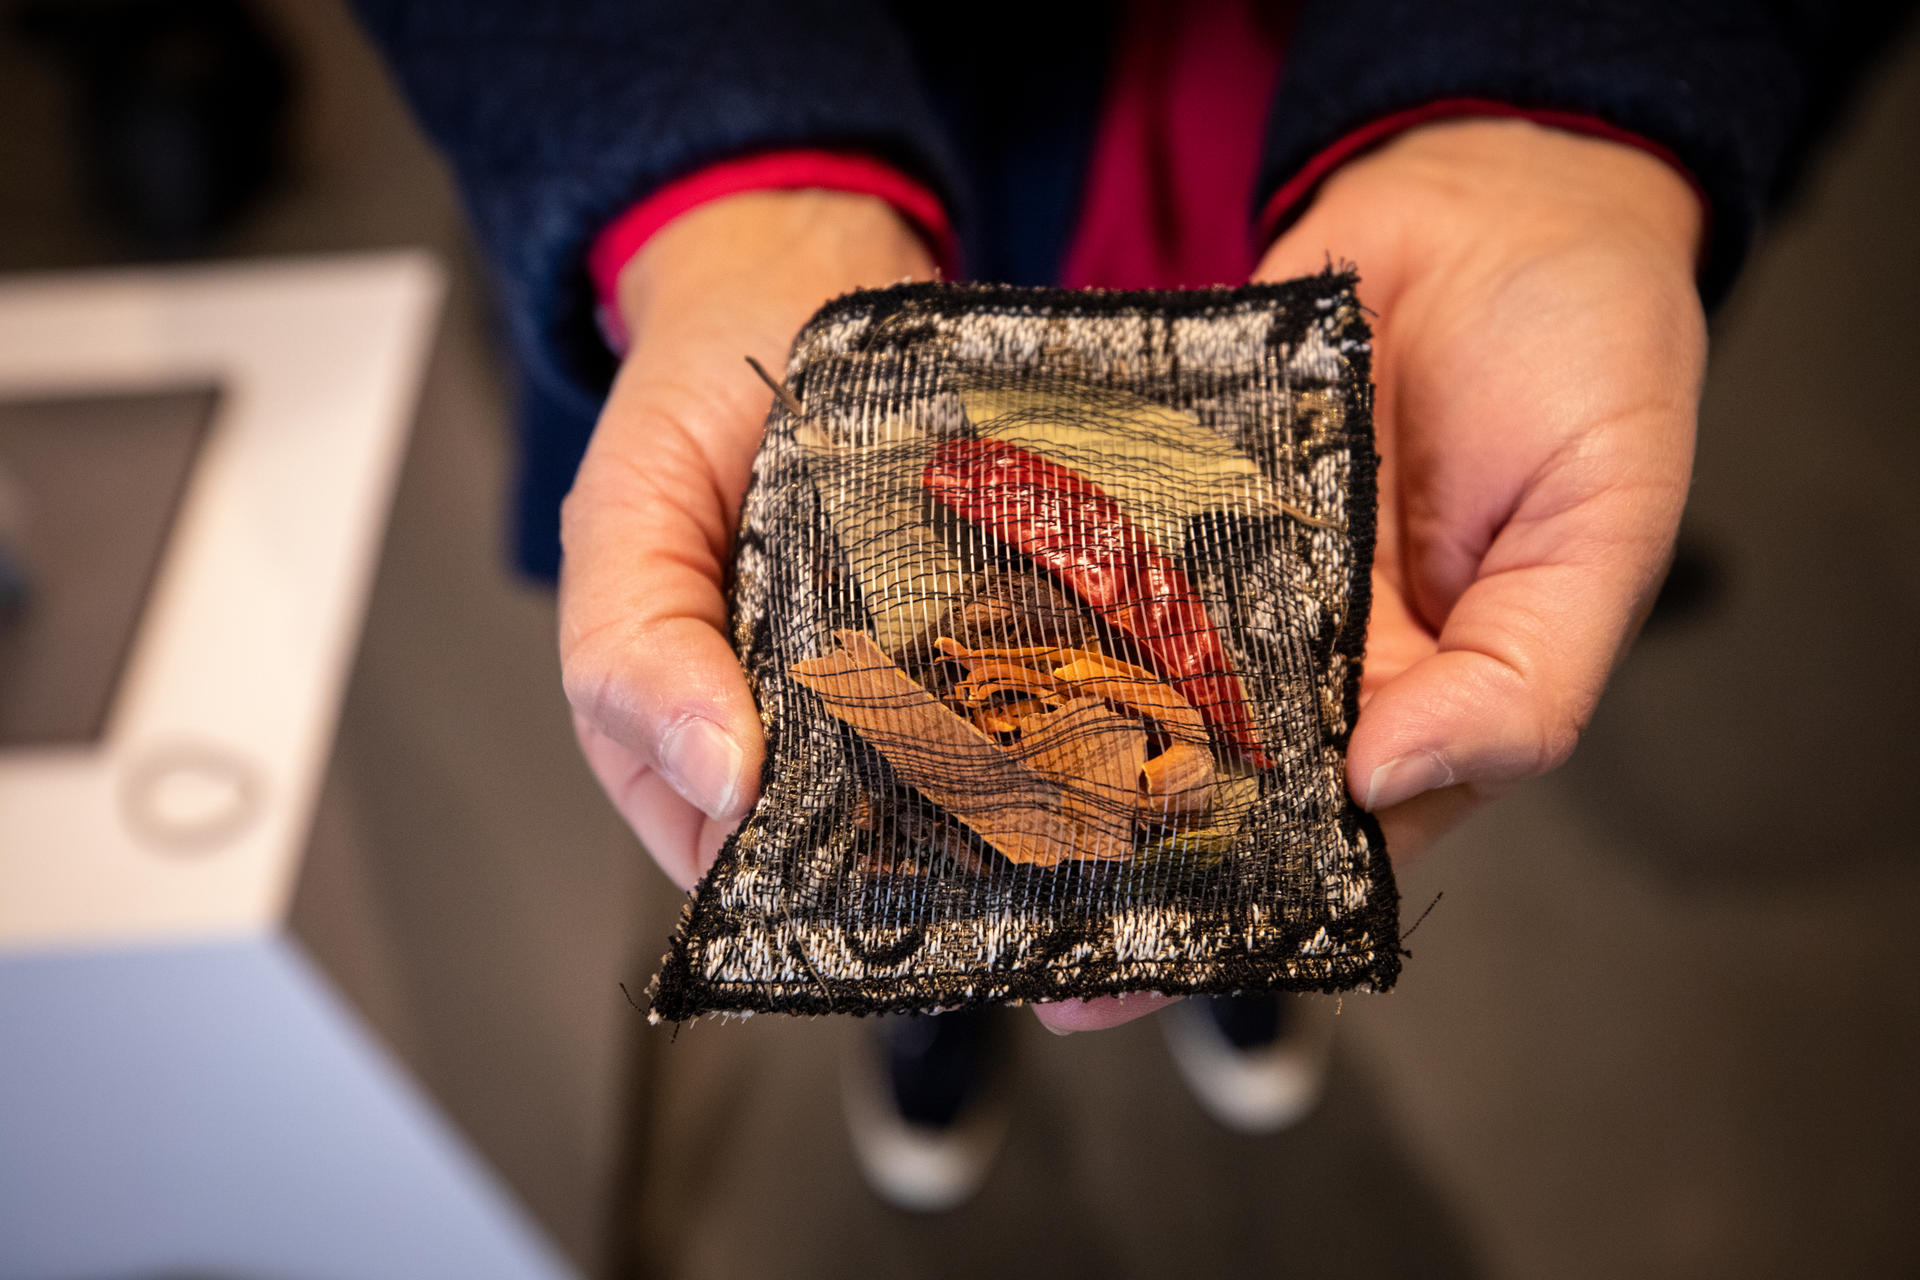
[1050,652,1212,747]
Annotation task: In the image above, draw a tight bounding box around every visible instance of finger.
[574,717,718,889]
[559,360,770,822]
[1256,211,1426,704]
[1031,993,1176,1035]
[559,195,933,829]
[1358,567,1438,702]
[1371,782,1481,861]
[1254,208,1412,318]
[1348,436,1688,813]
[575,718,747,891]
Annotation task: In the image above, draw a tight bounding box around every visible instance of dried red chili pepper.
[925,438,1272,768]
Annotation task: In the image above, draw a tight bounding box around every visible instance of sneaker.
[841,1008,1010,1212]
[1162,993,1330,1134]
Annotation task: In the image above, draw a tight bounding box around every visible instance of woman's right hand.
[559,190,935,890]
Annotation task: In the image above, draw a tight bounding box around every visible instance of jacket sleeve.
[1254,1,1915,308]
[352,0,963,415]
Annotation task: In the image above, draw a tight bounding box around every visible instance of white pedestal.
[0,254,574,1280]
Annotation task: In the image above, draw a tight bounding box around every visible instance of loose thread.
[789,938,836,1010]
[1278,501,1344,532]
[745,354,805,418]
[1401,891,1444,942]
[622,982,684,1038]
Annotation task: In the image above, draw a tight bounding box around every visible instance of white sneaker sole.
[840,1022,1011,1213]
[1161,995,1332,1134]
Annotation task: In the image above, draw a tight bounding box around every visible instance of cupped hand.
[560,191,933,891]
[1034,118,1706,1034]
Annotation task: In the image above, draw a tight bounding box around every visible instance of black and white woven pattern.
[649,274,1399,1021]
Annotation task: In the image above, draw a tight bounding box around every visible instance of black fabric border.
[649,275,1400,1022]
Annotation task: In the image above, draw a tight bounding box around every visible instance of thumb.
[557,191,935,828]
[1349,430,1687,815]
[557,354,771,821]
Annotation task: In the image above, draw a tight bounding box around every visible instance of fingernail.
[1043,1021,1075,1037]
[1364,751,1455,811]
[657,715,745,818]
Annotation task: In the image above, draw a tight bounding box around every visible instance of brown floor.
[3,4,1917,1278]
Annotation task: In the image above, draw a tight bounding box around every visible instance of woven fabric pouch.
[647,274,1399,1021]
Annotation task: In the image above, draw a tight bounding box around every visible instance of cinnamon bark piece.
[1008,698,1147,862]
[1139,741,1215,820]
[789,630,1081,866]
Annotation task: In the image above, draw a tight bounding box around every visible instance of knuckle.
[1532,701,1588,775]
[556,485,592,560]
[559,625,635,731]
[559,455,654,554]
[559,646,613,725]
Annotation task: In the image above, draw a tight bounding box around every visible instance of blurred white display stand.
[0,255,574,1280]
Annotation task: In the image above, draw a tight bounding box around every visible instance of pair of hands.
[560,120,1705,1033]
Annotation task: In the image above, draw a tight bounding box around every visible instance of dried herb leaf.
[961,383,1300,552]
[796,420,966,655]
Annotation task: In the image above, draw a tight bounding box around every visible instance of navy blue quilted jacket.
[353,0,1907,578]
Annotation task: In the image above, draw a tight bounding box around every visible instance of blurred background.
[0,2,1915,1277]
